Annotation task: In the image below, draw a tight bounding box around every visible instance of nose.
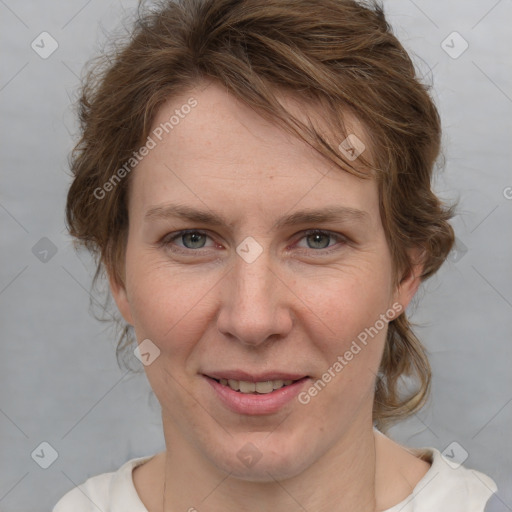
[216,247,293,348]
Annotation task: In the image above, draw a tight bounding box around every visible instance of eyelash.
[159,229,348,256]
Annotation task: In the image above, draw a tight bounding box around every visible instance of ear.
[392,248,425,312]
[108,270,134,326]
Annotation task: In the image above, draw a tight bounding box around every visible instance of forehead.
[148,80,368,166]
[128,80,379,224]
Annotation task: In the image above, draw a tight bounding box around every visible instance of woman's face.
[110,80,421,481]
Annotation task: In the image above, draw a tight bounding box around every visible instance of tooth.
[255,381,274,393]
[239,381,256,393]
[220,378,298,393]
[228,379,240,391]
[272,379,284,390]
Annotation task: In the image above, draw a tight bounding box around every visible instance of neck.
[161,414,378,512]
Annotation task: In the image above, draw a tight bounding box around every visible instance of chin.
[206,431,322,483]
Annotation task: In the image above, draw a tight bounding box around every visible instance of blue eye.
[180,231,208,249]
[164,230,213,250]
[159,229,347,255]
[295,230,346,252]
[302,231,333,249]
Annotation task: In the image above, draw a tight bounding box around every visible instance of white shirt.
[53,447,497,511]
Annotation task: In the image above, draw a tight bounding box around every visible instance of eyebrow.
[144,203,370,229]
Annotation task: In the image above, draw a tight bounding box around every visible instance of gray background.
[1,1,511,511]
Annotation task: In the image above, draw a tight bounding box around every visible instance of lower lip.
[204,376,309,415]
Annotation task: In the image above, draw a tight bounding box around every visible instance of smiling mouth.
[209,377,306,394]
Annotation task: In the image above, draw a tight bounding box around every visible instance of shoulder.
[384,447,498,512]
[52,455,154,512]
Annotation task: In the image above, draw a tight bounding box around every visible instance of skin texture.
[109,79,430,511]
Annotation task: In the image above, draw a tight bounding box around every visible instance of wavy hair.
[65,0,455,431]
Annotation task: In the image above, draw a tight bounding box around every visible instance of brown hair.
[65,0,455,431]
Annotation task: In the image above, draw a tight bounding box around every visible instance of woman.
[54,0,497,510]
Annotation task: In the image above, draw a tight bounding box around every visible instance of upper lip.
[203,370,308,382]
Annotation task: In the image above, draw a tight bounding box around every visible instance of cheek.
[292,259,393,349]
[124,250,222,352]
[291,261,394,415]
[297,287,389,429]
